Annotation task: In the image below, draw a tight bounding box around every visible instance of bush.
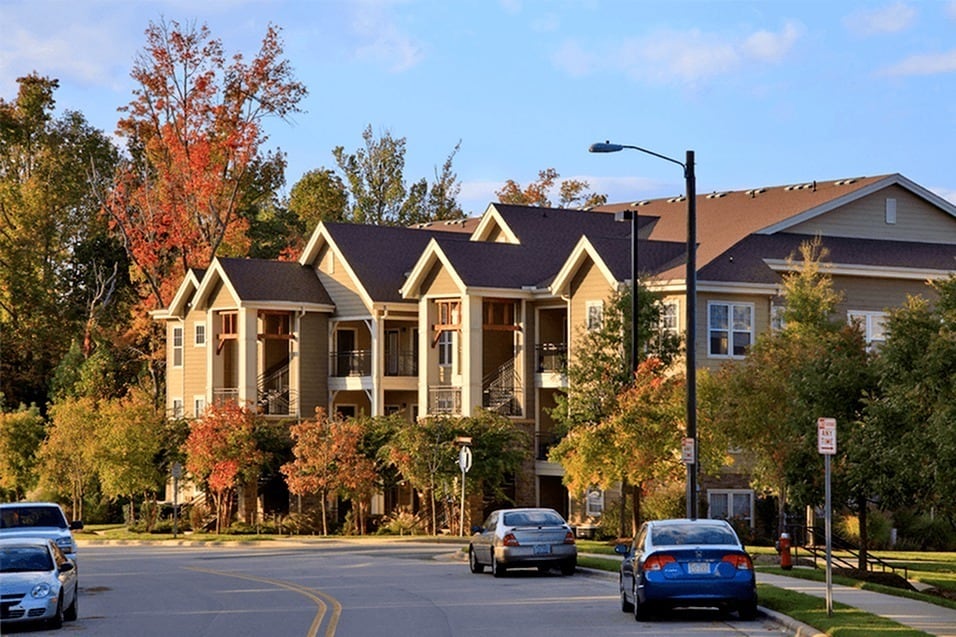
[837,509,893,549]
[892,510,956,551]
[376,510,423,536]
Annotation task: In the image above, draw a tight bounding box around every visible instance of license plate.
[688,562,710,574]
[533,544,551,556]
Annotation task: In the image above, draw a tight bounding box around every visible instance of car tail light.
[721,554,753,570]
[502,533,520,547]
[563,531,576,545]
[643,554,676,571]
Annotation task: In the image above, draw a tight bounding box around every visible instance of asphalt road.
[3,540,794,637]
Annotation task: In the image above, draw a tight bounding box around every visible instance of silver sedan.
[469,507,577,577]
[0,537,78,629]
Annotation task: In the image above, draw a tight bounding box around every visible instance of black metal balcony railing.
[536,342,568,373]
[384,350,418,376]
[429,385,461,415]
[212,388,239,405]
[330,350,372,377]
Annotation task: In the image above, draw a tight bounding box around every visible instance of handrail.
[788,524,907,580]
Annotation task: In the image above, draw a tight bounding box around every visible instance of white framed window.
[586,487,604,517]
[659,301,679,337]
[194,322,206,346]
[193,396,206,418]
[172,326,184,367]
[437,330,453,368]
[585,300,603,332]
[848,311,887,348]
[770,303,786,332]
[708,489,754,528]
[171,399,184,420]
[708,302,753,358]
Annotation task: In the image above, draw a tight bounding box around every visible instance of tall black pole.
[685,150,697,520]
[630,211,639,376]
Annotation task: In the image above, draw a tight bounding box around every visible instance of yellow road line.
[187,566,342,637]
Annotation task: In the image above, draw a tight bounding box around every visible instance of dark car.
[616,518,757,621]
[469,507,577,577]
[0,502,83,562]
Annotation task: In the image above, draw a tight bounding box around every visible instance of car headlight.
[55,537,73,552]
[31,583,52,598]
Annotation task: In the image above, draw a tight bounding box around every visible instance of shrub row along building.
[155,173,956,534]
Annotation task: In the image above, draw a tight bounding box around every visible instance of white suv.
[0,502,83,562]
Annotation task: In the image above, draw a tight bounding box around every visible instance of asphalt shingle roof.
[217,258,333,305]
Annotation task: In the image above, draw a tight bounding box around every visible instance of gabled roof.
[192,257,334,310]
[161,268,205,319]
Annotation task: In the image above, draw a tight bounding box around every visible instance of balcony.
[330,350,372,377]
[384,349,418,376]
[213,388,239,405]
[535,432,563,461]
[429,385,461,415]
[536,343,567,373]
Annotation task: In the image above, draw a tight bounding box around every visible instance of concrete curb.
[758,607,828,637]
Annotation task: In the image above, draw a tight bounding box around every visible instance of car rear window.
[651,524,738,546]
[0,546,54,572]
[0,506,68,529]
[502,511,564,527]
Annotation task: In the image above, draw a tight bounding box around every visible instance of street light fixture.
[589,141,698,520]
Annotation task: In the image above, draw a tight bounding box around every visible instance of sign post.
[817,417,837,616]
[171,462,183,539]
[458,444,472,537]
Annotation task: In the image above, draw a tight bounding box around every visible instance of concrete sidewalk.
[758,572,956,637]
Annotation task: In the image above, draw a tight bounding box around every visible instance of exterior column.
[461,295,482,417]
[238,308,258,409]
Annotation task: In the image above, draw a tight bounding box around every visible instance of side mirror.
[70,521,84,531]
[59,561,75,572]
[470,525,483,535]
[614,543,631,557]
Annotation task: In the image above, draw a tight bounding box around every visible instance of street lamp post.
[589,141,698,520]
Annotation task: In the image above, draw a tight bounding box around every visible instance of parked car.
[0,537,78,629]
[0,502,83,562]
[616,518,757,621]
[469,507,577,577]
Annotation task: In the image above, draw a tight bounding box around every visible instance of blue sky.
[3,0,956,216]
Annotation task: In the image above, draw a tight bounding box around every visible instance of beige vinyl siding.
[831,275,937,316]
[420,262,461,296]
[314,245,369,317]
[788,185,956,243]
[567,260,616,363]
[167,321,184,413]
[182,310,208,409]
[298,312,329,417]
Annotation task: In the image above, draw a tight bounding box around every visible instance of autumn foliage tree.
[104,19,307,311]
[281,408,377,535]
[496,168,607,209]
[184,402,264,533]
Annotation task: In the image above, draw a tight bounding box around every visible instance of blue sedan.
[616,518,757,621]
[0,537,78,629]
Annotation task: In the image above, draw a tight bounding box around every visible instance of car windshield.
[0,506,67,529]
[0,546,54,573]
[502,510,564,527]
[651,524,738,546]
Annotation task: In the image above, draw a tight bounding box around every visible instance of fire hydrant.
[777,532,792,570]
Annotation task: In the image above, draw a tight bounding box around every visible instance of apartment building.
[155,173,956,531]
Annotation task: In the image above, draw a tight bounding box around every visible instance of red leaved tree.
[281,408,377,536]
[184,402,264,533]
[105,19,307,310]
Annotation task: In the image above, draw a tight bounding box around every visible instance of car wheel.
[738,599,758,621]
[620,577,634,613]
[491,556,507,578]
[560,558,576,576]
[632,580,650,622]
[468,546,485,574]
[64,584,78,621]
[49,596,64,629]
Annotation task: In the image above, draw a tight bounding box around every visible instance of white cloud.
[881,49,956,76]
[553,22,803,85]
[349,1,425,72]
[844,2,916,36]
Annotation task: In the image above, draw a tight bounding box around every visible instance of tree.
[38,397,102,521]
[288,169,349,229]
[281,408,377,535]
[710,238,874,540]
[0,404,46,500]
[0,74,120,408]
[496,168,607,208]
[184,402,264,533]
[332,125,464,225]
[104,19,307,311]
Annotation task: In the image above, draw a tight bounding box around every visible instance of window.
[848,311,887,349]
[172,326,183,367]
[193,396,206,418]
[194,323,206,346]
[586,301,603,332]
[770,303,786,332]
[708,302,753,358]
[586,487,604,517]
[171,399,184,420]
[659,301,679,337]
[437,330,453,368]
[708,489,754,528]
